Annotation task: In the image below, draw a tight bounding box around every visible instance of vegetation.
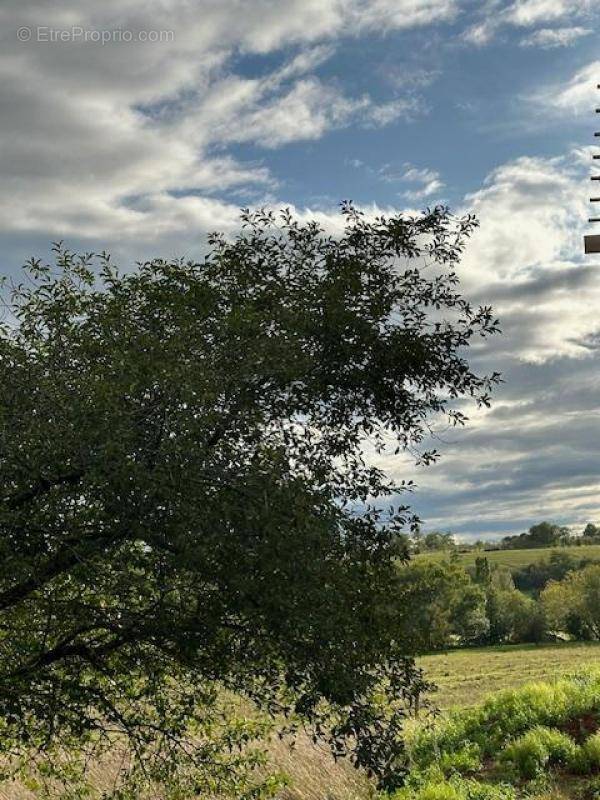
[419,642,600,709]
[411,521,600,556]
[416,544,600,571]
[395,550,600,650]
[512,551,600,595]
[2,642,600,798]
[396,561,489,650]
[398,670,600,800]
[395,560,543,650]
[1,204,595,800]
[543,565,600,640]
[0,205,499,797]
[498,521,572,550]
[411,531,458,553]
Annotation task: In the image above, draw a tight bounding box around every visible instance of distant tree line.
[397,550,600,651]
[408,521,600,554]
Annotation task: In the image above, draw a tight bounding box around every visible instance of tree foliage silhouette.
[0,203,499,796]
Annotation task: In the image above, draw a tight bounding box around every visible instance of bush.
[409,670,600,778]
[578,775,600,800]
[500,726,577,779]
[391,776,516,800]
[438,744,482,776]
[573,732,600,774]
[542,565,600,640]
[585,733,600,769]
[404,668,600,800]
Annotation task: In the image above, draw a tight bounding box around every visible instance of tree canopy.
[499,522,571,550]
[542,564,600,641]
[0,204,499,796]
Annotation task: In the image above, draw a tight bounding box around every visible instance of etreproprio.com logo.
[17,26,175,44]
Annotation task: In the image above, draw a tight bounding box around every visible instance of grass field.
[3,643,600,800]
[414,544,600,570]
[403,669,600,800]
[419,641,600,709]
[274,643,600,798]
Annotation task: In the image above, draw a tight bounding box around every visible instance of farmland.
[274,643,600,799]
[400,668,600,800]
[3,644,600,800]
[420,641,600,709]
[415,544,600,571]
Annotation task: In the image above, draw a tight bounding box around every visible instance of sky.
[1,0,599,540]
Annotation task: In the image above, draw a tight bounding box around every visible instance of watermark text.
[17,26,174,44]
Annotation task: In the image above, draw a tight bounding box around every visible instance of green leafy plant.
[500,726,577,780]
[392,776,516,800]
[438,744,483,777]
[410,671,600,775]
[571,732,600,774]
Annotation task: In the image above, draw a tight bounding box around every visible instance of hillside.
[3,643,600,800]
[414,544,600,570]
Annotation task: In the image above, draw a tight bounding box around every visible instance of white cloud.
[366,97,423,126]
[350,161,445,200]
[344,0,458,31]
[276,44,337,81]
[0,0,447,251]
[386,67,441,91]
[535,61,600,116]
[375,151,600,538]
[459,154,597,362]
[461,0,596,47]
[461,20,498,46]
[505,0,592,26]
[462,155,586,287]
[192,77,418,149]
[1,1,599,537]
[400,166,445,200]
[520,26,592,48]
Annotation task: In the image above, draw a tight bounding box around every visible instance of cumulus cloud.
[342,149,600,538]
[190,77,419,149]
[1,0,599,538]
[535,61,600,116]
[399,343,600,539]
[344,0,458,31]
[0,0,444,254]
[461,155,586,291]
[461,20,498,46]
[399,166,445,201]
[347,161,445,201]
[505,0,593,26]
[377,150,600,538]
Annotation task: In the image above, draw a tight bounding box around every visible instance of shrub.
[417,782,464,800]
[578,775,600,800]
[500,726,577,780]
[391,777,516,800]
[410,670,600,773]
[573,732,600,774]
[438,744,482,776]
[584,733,600,769]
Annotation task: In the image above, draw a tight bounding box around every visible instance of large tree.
[0,204,499,797]
[542,564,600,640]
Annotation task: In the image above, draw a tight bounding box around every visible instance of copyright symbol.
[17,27,32,42]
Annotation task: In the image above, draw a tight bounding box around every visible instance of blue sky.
[1,0,600,539]
[226,20,595,212]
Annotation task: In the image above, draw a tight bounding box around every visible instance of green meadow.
[415,545,600,571]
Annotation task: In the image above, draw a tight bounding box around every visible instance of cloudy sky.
[2,0,599,539]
